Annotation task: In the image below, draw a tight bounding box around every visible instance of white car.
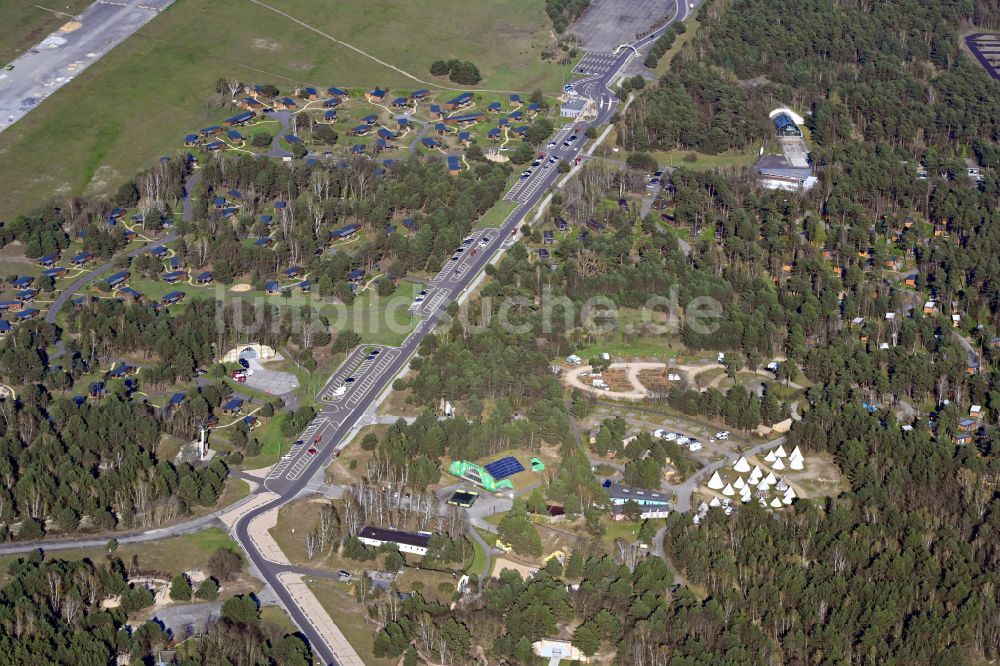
[716,431,730,440]
[688,441,703,452]
[414,296,425,302]
[663,432,678,441]
[668,373,681,381]
[677,436,690,446]
[653,428,669,439]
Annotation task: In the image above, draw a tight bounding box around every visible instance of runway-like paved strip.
[0,0,174,133]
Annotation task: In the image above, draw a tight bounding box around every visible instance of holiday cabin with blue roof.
[445,92,473,110]
[351,144,366,154]
[392,96,408,107]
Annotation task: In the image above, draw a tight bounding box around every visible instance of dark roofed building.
[358,526,431,555]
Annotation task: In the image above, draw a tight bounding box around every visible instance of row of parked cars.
[653,429,730,451]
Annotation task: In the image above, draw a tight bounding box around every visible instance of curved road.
[10,10,694,663]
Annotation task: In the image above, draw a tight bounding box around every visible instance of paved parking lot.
[244,358,298,396]
[570,0,677,52]
[574,52,619,77]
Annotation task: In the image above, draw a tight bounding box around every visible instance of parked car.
[238,358,250,369]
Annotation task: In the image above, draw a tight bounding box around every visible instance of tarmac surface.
[571,0,678,52]
[0,0,174,134]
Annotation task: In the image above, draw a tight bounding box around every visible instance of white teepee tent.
[774,444,787,458]
[789,454,804,470]
[775,478,789,492]
[764,450,777,463]
[790,445,803,459]
[734,476,746,489]
[733,456,751,473]
[770,497,783,508]
[707,471,724,490]
[709,497,722,507]
[773,457,786,470]
[783,487,796,501]
[763,471,778,485]
[722,483,735,496]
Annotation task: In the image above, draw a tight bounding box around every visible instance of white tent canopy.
[790,456,804,470]
[734,476,746,489]
[773,457,786,470]
[733,456,752,473]
[774,444,787,458]
[764,450,777,463]
[722,483,735,496]
[790,445,803,459]
[763,471,778,485]
[708,471,725,489]
[770,497,784,508]
[709,497,722,507]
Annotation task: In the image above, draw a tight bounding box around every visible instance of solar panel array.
[484,456,524,480]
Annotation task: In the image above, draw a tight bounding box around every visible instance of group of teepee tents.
[704,444,805,509]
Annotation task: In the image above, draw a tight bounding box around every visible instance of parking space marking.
[267,416,329,479]
[345,349,400,408]
[415,287,451,316]
[317,346,388,403]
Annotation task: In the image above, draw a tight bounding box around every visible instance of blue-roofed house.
[374,139,387,152]
[458,131,471,144]
[200,126,223,137]
[509,110,523,121]
[213,195,226,209]
[297,279,312,292]
[0,320,10,335]
[348,268,366,283]
[169,255,184,269]
[163,271,186,284]
[0,301,21,313]
[265,280,280,294]
[227,129,245,143]
[89,382,106,397]
[275,200,286,210]
[331,223,361,242]
[195,271,212,284]
[15,289,37,303]
[106,271,129,288]
[11,276,34,288]
[324,109,337,121]
[206,140,227,152]
[538,248,550,260]
[162,291,186,305]
[107,364,132,378]
[397,118,411,129]
[366,88,387,102]
[527,102,539,115]
[16,308,39,321]
[167,392,186,410]
[327,86,348,98]
[276,97,298,110]
[352,124,371,136]
[383,159,395,168]
[512,125,529,137]
[509,93,523,106]
[498,117,510,128]
[435,123,447,135]
[260,214,273,226]
[402,218,416,230]
[43,267,67,279]
[254,237,271,247]
[351,144,366,154]
[487,102,502,113]
[392,96,408,107]
[429,104,443,118]
[222,398,244,415]
[377,127,395,140]
[445,92,473,110]
[411,89,429,99]
[421,137,442,149]
[386,224,397,234]
[70,251,93,266]
[284,134,302,144]
[109,207,126,220]
[284,266,302,279]
[487,127,501,141]
[184,134,199,147]
[447,155,461,175]
[242,97,263,110]
[323,97,341,108]
[556,218,569,231]
[243,414,258,428]
[223,110,256,126]
[302,86,318,100]
[445,112,484,125]
[149,245,168,259]
[362,113,378,125]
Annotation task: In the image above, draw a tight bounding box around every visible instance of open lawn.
[0,0,565,217]
[306,579,394,666]
[648,148,758,172]
[0,0,93,65]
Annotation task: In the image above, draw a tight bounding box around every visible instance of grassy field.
[0,0,566,216]
[648,149,759,172]
[0,0,93,65]
[306,579,394,666]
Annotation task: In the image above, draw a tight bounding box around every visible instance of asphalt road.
[0,0,174,133]
[0,8,691,662]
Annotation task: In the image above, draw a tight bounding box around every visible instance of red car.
[333,449,342,458]
[307,447,317,455]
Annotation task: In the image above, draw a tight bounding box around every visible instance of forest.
[0,551,309,664]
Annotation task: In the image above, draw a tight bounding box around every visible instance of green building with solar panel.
[448,456,524,492]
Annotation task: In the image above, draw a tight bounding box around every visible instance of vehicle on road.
[332,385,347,398]
[307,447,317,455]
[4,64,12,71]
[413,295,424,303]
[238,358,250,369]
[344,377,355,384]
[293,440,304,446]
[479,236,491,246]
[451,254,460,261]
[333,449,342,458]
[548,140,558,147]
[470,247,477,255]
